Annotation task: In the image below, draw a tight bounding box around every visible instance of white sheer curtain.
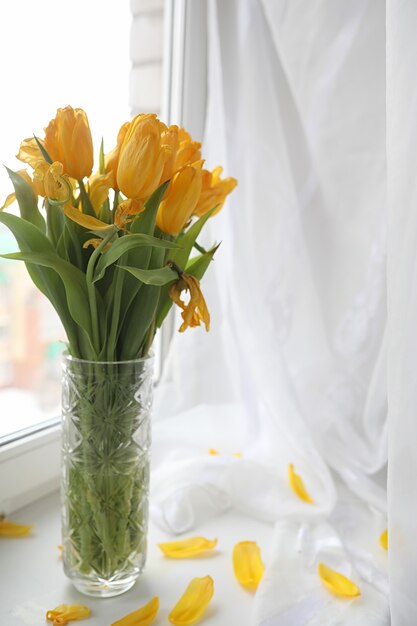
[151,0,397,623]
[387,1,417,624]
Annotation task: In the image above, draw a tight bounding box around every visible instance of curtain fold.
[151,0,396,623]
[387,1,417,624]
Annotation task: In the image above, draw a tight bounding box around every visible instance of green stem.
[86,227,117,354]
[78,179,96,217]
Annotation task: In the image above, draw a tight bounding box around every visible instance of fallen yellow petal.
[168,576,214,625]
[288,463,314,504]
[0,518,32,537]
[46,603,91,625]
[380,529,388,551]
[318,563,361,598]
[208,448,219,455]
[112,597,159,626]
[159,536,218,558]
[232,541,264,591]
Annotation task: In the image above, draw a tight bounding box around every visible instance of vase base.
[72,574,139,598]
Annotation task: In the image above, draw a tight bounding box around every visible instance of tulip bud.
[116,114,167,199]
[156,162,203,235]
[44,106,94,180]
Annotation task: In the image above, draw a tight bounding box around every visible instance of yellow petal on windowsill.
[232,541,264,591]
[46,603,91,625]
[318,563,361,598]
[111,597,159,626]
[288,463,314,504]
[159,536,218,558]
[168,576,214,625]
[0,518,33,537]
[380,529,388,551]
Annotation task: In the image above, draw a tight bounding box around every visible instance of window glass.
[0,0,131,440]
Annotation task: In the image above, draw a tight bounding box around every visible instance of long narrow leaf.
[93,234,180,283]
[1,251,93,339]
[119,264,177,286]
[6,167,46,233]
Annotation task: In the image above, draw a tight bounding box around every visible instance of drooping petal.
[63,204,114,232]
[0,518,32,537]
[83,238,112,251]
[318,563,361,598]
[288,463,314,504]
[158,537,218,558]
[168,576,214,626]
[1,192,16,210]
[232,541,264,591]
[111,597,159,626]
[169,272,210,333]
[46,603,91,625]
[380,529,388,551]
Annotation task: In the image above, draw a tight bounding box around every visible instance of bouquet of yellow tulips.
[0,106,237,596]
[1,106,237,361]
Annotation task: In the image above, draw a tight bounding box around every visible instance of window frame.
[0,0,208,515]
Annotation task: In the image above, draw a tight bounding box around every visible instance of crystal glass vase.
[61,354,153,598]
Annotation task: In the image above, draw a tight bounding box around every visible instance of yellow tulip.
[232,541,264,591]
[105,121,130,189]
[16,136,44,168]
[156,163,203,235]
[38,162,71,203]
[114,198,145,229]
[111,597,159,626]
[174,127,202,172]
[168,576,214,626]
[88,171,113,214]
[158,536,218,558]
[159,125,201,183]
[318,563,361,598]
[44,106,94,180]
[194,166,237,218]
[46,604,91,625]
[117,113,167,199]
[169,270,210,332]
[288,463,314,504]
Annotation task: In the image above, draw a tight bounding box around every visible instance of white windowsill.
[0,490,273,625]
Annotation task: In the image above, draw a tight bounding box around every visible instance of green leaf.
[118,247,165,359]
[114,179,171,332]
[0,212,90,356]
[93,234,180,283]
[156,244,219,328]
[99,138,105,175]
[186,243,220,278]
[6,167,46,233]
[130,180,170,235]
[119,264,177,286]
[1,250,93,340]
[166,210,214,271]
[33,135,53,164]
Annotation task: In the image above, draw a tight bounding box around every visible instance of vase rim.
[62,351,154,365]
